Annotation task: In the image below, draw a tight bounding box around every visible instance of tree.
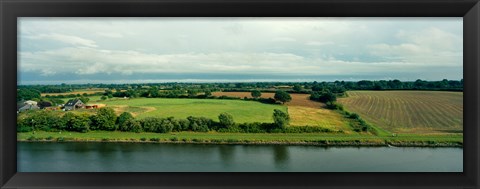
[17,88,41,102]
[310,90,336,103]
[38,100,53,109]
[91,107,117,131]
[251,90,262,98]
[71,113,91,133]
[292,84,302,92]
[63,112,90,132]
[125,119,142,133]
[117,112,134,130]
[273,109,289,129]
[187,89,197,97]
[79,96,90,104]
[218,112,235,128]
[274,90,292,104]
[204,90,212,97]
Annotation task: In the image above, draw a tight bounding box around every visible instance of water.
[17,142,463,172]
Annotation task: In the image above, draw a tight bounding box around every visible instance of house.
[64,99,85,111]
[17,103,39,113]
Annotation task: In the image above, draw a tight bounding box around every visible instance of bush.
[23,111,66,132]
[140,137,146,141]
[187,116,212,132]
[326,101,344,110]
[273,109,290,129]
[90,107,117,131]
[63,112,91,133]
[349,113,360,119]
[274,90,292,104]
[17,118,33,132]
[117,112,134,131]
[218,112,235,128]
[310,90,336,103]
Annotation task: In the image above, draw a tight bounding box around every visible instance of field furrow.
[338,91,463,134]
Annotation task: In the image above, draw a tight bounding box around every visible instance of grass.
[288,106,351,131]
[213,92,349,129]
[102,97,287,123]
[17,131,463,146]
[338,91,463,134]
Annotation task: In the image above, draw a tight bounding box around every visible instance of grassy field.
[101,98,287,123]
[17,131,463,146]
[213,92,349,130]
[338,91,463,134]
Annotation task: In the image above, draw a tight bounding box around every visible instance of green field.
[101,98,287,123]
[338,91,463,134]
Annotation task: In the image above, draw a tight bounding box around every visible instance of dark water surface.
[18,142,462,172]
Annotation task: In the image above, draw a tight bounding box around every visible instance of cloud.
[305,41,334,46]
[272,37,297,42]
[18,18,463,83]
[367,27,462,67]
[96,32,124,38]
[26,33,98,48]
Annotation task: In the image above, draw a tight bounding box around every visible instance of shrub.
[274,90,292,104]
[140,137,146,141]
[218,112,235,128]
[273,109,290,129]
[326,101,344,110]
[63,112,91,133]
[349,113,360,119]
[187,116,212,132]
[117,112,134,131]
[90,107,117,131]
[310,90,337,103]
[17,118,33,132]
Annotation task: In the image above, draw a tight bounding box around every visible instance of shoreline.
[17,139,463,148]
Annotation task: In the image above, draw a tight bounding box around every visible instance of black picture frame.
[1,0,479,188]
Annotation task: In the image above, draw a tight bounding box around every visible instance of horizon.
[18,17,463,85]
[17,78,463,86]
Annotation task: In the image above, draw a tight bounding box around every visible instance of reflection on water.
[18,142,463,172]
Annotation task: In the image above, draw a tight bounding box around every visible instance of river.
[17,142,463,172]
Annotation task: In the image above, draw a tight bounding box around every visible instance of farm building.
[24,100,38,105]
[17,104,40,112]
[64,99,85,111]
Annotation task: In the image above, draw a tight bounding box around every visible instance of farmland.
[41,88,106,97]
[212,92,350,131]
[101,98,287,123]
[338,91,463,134]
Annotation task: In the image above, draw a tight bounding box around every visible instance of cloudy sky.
[18,17,463,85]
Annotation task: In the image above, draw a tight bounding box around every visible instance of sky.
[18,17,463,85]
